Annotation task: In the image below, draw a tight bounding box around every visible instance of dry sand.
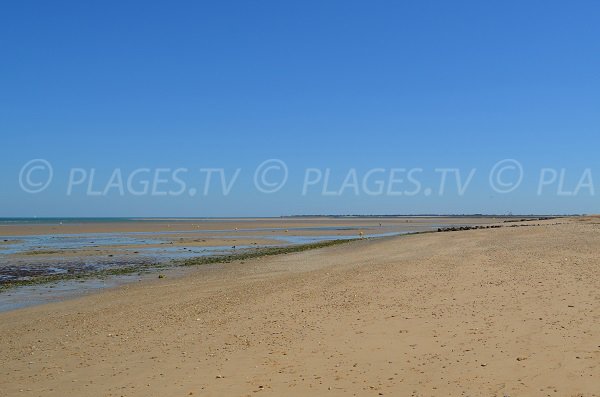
[0,218,598,396]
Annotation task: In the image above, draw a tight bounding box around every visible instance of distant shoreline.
[0,214,572,226]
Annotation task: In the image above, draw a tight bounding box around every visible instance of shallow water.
[0,226,414,312]
[0,226,407,282]
[0,226,374,254]
[0,234,165,255]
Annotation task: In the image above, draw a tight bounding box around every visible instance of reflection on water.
[0,234,164,255]
[0,274,148,312]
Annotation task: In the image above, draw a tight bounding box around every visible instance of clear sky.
[1,1,599,216]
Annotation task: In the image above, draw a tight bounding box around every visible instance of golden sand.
[1,218,598,396]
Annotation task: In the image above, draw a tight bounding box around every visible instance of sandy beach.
[1,217,598,396]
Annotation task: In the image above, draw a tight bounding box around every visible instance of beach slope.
[1,218,598,396]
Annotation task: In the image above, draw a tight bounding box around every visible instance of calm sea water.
[0,217,138,225]
[0,217,291,225]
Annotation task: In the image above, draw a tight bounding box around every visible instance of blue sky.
[1,1,599,216]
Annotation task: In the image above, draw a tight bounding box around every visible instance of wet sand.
[0,217,499,285]
[1,217,597,396]
[13,238,284,258]
[0,217,498,236]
